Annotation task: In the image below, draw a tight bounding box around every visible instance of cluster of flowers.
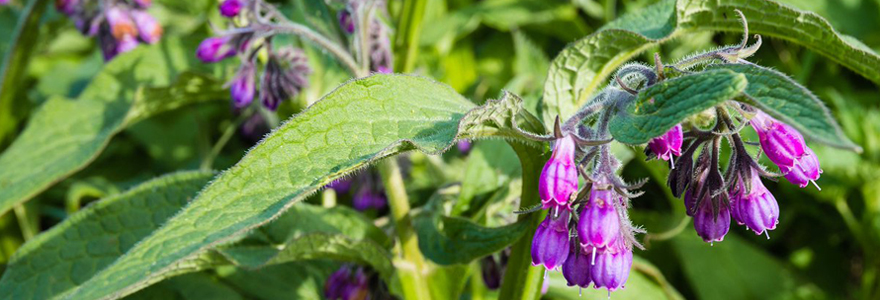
[324,265,371,300]
[53,0,162,60]
[196,0,312,111]
[336,0,393,73]
[327,172,387,212]
[531,49,822,293]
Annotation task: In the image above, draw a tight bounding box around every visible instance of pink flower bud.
[539,135,578,210]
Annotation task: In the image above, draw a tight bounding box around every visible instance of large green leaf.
[125,273,244,300]
[0,40,227,217]
[706,64,859,151]
[0,0,49,149]
[214,261,337,300]
[542,0,880,129]
[0,171,215,300]
[59,74,484,300]
[609,69,747,145]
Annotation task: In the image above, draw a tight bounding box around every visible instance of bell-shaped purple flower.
[693,201,731,243]
[730,171,779,235]
[260,48,311,110]
[750,110,806,170]
[783,147,822,188]
[106,7,138,40]
[590,245,633,292]
[196,36,237,63]
[327,177,353,194]
[230,62,256,108]
[577,185,621,249]
[220,0,244,17]
[116,35,140,55]
[531,210,571,270]
[539,135,578,210]
[647,124,683,161]
[353,186,387,211]
[562,244,592,288]
[325,266,352,300]
[130,10,162,44]
[338,9,355,34]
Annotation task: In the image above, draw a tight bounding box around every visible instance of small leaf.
[414,210,529,265]
[458,91,547,145]
[0,39,227,218]
[0,171,215,300]
[609,69,748,144]
[705,64,860,151]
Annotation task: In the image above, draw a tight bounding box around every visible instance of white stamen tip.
[591,248,597,265]
[764,230,771,240]
[811,180,822,191]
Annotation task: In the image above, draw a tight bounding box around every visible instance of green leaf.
[0,171,215,300]
[671,231,822,300]
[705,64,860,151]
[125,273,244,300]
[458,91,547,146]
[0,0,49,149]
[214,261,337,300]
[61,74,481,300]
[0,40,227,217]
[544,258,678,300]
[542,0,880,129]
[609,69,747,144]
[414,211,529,265]
[453,140,521,217]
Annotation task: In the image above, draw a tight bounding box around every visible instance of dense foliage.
[0,0,879,299]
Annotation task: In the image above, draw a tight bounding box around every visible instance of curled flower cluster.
[54,0,162,60]
[197,0,312,111]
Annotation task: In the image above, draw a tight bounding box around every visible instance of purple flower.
[325,267,352,300]
[130,10,162,44]
[325,265,370,300]
[531,210,571,270]
[338,9,354,34]
[0,0,10,5]
[562,244,592,288]
[259,48,311,110]
[327,177,353,194]
[576,185,621,250]
[730,169,779,235]
[750,110,806,170]
[106,7,138,41]
[590,245,633,292]
[134,0,151,8]
[353,186,386,211]
[539,135,578,210]
[693,200,731,244]
[457,140,472,154]
[647,124,683,162]
[116,35,139,55]
[196,36,237,63]
[55,0,78,15]
[783,147,822,188]
[230,62,256,108]
[219,0,244,18]
[368,19,393,73]
[376,66,392,74]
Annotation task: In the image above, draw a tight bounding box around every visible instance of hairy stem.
[378,158,432,300]
[200,108,254,171]
[498,143,548,300]
[266,23,362,75]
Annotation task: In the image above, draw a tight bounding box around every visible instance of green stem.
[12,203,37,241]
[378,158,432,300]
[393,0,427,73]
[200,108,255,171]
[321,189,337,208]
[497,143,547,300]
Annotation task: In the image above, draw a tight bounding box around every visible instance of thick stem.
[497,143,548,300]
[378,158,432,300]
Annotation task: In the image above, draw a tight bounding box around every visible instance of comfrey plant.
[517,11,833,294]
[198,0,392,110]
[54,0,162,60]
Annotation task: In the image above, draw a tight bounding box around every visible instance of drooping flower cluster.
[324,265,370,300]
[54,0,162,60]
[339,0,394,73]
[196,0,312,111]
[326,172,387,212]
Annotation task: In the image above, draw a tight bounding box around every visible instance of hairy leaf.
[542,0,880,130]
[214,261,337,300]
[0,41,227,217]
[0,171,215,300]
[706,64,859,151]
[414,212,529,265]
[62,74,480,300]
[609,69,747,144]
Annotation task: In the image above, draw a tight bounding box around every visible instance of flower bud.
[106,7,139,42]
[731,172,779,235]
[55,0,79,15]
[324,266,352,300]
[783,147,822,188]
[134,0,151,8]
[115,35,139,55]
[338,9,354,34]
[750,110,806,170]
[0,0,9,5]
[576,186,621,249]
[539,135,578,210]
[196,36,237,63]
[327,177,353,194]
[531,210,571,270]
[230,62,256,108]
[130,10,162,44]
[590,245,633,292]
[219,0,244,17]
[260,48,311,110]
[647,124,683,161]
[562,244,592,288]
[693,201,731,243]
[353,186,387,211]
[457,140,472,154]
